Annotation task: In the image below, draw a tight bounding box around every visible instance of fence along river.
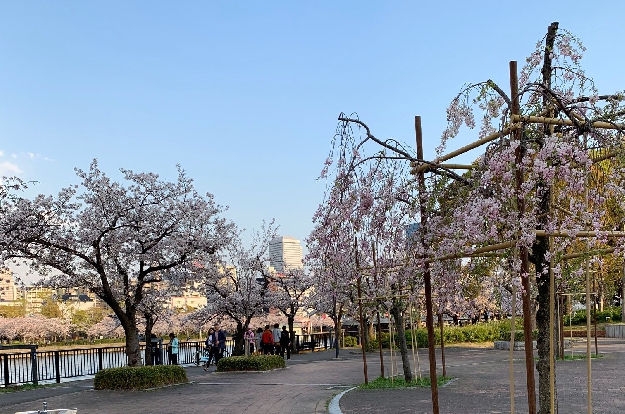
[1,332,334,387]
[0,340,230,387]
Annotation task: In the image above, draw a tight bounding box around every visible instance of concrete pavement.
[2,339,625,413]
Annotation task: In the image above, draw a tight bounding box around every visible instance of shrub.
[365,320,541,349]
[341,335,358,348]
[216,355,285,372]
[94,365,188,390]
[563,307,622,325]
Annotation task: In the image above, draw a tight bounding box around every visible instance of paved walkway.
[2,339,625,413]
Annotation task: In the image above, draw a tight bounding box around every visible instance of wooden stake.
[510,283,516,414]
[510,60,537,414]
[415,115,440,414]
[438,313,446,377]
[549,188,555,414]
[372,243,385,379]
[355,238,368,385]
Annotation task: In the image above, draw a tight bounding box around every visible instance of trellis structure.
[408,62,625,414]
[337,21,625,414]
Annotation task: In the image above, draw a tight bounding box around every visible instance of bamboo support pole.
[594,274,598,356]
[511,114,625,130]
[414,124,520,173]
[415,115,440,414]
[535,230,625,238]
[438,313,446,377]
[511,60,537,414]
[560,248,615,261]
[372,244,385,379]
[389,316,394,384]
[434,241,517,262]
[355,239,369,385]
[549,189,555,414]
[592,151,617,164]
[585,254,592,414]
[437,163,475,170]
[584,132,592,414]
[410,304,417,380]
[510,283,516,414]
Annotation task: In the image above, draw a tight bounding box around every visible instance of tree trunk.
[123,326,142,366]
[288,315,295,354]
[534,234,557,414]
[533,22,559,414]
[115,307,142,367]
[333,315,341,358]
[363,317,371,351]
[390,305,413,382]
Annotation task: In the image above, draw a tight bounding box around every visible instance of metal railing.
[293,332,334,352]
[0,339,235,387]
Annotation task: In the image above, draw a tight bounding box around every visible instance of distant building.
[20,286,56,314]
[0,269,19,302]
[269,236,303,273]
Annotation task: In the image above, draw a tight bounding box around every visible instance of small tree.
[268,266,314,351]
[199,221,277,356]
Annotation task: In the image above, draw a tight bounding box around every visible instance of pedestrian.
[272,323,282,356]
[203,327,215,370]
[168,332,179,365]
[255,327,263,355]
[280,325,291,360]
[150,334,162,365]
[214,324,227,364]
[261,325,274,355]
[244,327,255,355]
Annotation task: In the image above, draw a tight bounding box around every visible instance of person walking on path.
[262,325,274,355]
[168,332,179,365]
[280,325,291,360]
[272,323,282,356]
[214,324,227,364]
[203,327,215,370]
[244,327,255,355]
[255,327,263,355]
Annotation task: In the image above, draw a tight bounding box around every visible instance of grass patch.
[359,375,453,389]
[560,354,603,361]
[0,383,61,393]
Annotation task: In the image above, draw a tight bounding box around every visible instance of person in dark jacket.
[279,326,291,360]
[214,324,227,364]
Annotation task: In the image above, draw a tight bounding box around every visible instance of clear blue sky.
[2,1,625,282]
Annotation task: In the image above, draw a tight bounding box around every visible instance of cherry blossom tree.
[267,266,314,350]
[0,160,235,365]
[196,220,277,356]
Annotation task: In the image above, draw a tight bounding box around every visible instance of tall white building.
[269,236,303,273]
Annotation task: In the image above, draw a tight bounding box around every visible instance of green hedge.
[564,307,622,325]
[216,355,286,372]
[94,365,188,390]
[367,320,538,350]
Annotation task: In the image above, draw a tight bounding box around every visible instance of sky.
[2,1,625,282]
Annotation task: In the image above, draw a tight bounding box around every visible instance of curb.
[327,386,357,414]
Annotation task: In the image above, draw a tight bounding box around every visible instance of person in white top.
[272,323,282,356]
